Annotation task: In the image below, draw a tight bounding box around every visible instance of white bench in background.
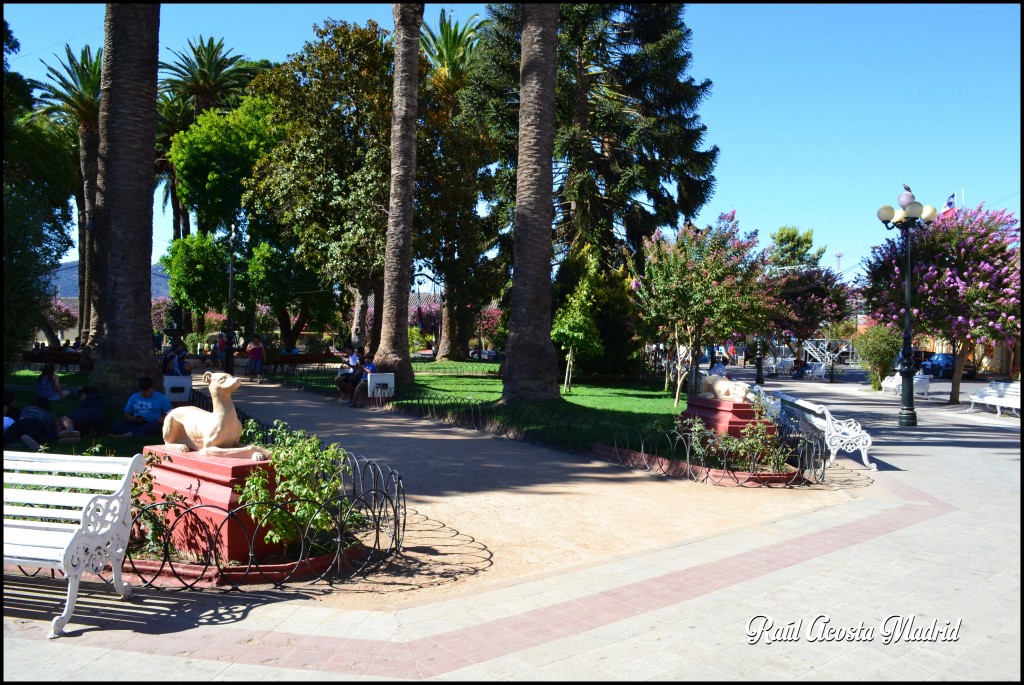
[367,372,396,408]
[770,391,876,470]
[808,362,828,382]
[3,451,145,638]
[968,381,1021,417]
[881,371,931,398]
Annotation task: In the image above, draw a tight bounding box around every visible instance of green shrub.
[237,420,353,557]
[853,322,902,390]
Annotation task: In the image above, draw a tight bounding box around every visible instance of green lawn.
[6,365,686,457]
[5,368,155,457]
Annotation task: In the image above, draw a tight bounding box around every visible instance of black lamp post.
[876,188,937,427]
[224,223,236,376]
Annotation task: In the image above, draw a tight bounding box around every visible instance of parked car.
[920,353,977,380]
[912,350,934,369]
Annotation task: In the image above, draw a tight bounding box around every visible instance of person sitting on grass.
[35,363,70,401]
[56,386,106,437]
[109,376,171,438]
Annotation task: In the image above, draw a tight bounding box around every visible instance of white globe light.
[892,208,907,224]
[905,201,923,218]
[921,205,937,223]
[898,190,915,208]
[877,205,896,223]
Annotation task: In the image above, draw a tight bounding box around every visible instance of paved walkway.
[4,367,1020,680]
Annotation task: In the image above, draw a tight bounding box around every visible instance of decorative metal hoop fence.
[116,391,407,590]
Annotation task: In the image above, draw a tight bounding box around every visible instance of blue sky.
[5,3,1020,283]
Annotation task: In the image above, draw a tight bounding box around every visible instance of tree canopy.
[860,204,1020,401]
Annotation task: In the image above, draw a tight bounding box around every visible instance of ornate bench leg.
[49,572,81,638]
[860,448,877,471]
[111,558,134,599]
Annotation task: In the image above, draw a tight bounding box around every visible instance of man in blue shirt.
[349,354,376,408]
[109,376,172,438]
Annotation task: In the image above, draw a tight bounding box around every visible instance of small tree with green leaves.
[853,319,903,390]
[551,247,603,393]
[631,211,775,406]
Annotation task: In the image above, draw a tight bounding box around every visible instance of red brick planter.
[591,443,804,487]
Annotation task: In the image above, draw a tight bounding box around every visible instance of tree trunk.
[501,3,560,403]
[949,341,970,405]
[374,2,423,385]
[89,4,163,399]
[350,285,368,350]
[370,282,384,357]
[434,283,466,360]
[563,344,574,393]
[79,122,99,346]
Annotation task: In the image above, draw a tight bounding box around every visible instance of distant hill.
[50,261,170,299]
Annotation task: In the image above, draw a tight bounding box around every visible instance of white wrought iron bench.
[881,371,931,398]
[367,372,396,408]
[3,451,145,638]
[770,391,876,470]
[968,381,1020,417]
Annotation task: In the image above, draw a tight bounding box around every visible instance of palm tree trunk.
[370,282,384,356]
[89,4,163,399]
[501,3,560,403]
[434,284,462,360]
[375,3,424,385]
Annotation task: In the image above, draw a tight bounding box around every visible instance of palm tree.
[419,9,492,361]
[420,9,487,103]
[32,44,102,344]
[89,3,163,400]
[156,90,192,242]
[375,3,424,386]
[159,35,251,122]
[502,4,560,403]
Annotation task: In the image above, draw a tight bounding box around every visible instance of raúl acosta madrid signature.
[746,614,962,645]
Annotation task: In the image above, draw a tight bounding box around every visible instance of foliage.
[45,297,78,333]
[237,419,352,552]
[552,246,604,391]
[408,326,430,354]
[4,23,76,359]
[184,331,206,353]
[159,35,253,117]
[151,296,173,332]
[204,309,226,329]
[245,20,392,296]
[631,211,775,399]
[130,449,186,556]
[852,318,903,390]
[769,267,852,347]
[468,4,719,269]
[767,226,826,267]
[408,299,441,334]
[859,204,1020,398]
[168,95,275,233]
[160,231,229,314]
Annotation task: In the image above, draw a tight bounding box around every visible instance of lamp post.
[876,188,937,427]
[225,223,236,376]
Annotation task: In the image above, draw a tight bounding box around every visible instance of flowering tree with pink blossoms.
[860,205,1020,403]
[631,211,776,404]
[45,298,78,336]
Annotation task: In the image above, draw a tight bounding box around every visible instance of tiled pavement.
[4,367,1020,680]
